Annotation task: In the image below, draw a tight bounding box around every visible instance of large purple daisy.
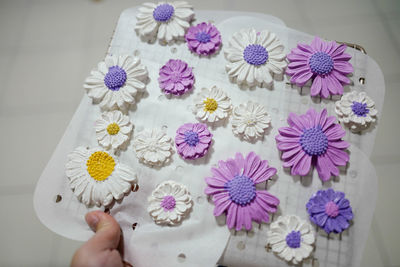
[286,37,353,98]
[175,123,212,160]
[185,22,221,56]
[306,188,353,234]
[158,59,194,96]
[204,152,279,231]
[275,108,350,181]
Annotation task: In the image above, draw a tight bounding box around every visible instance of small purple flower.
[306,188,353,234]
[175,123,212,160]
[158,59,194,96]
[185,22,222,56]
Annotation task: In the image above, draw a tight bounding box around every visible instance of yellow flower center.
[86,151,115,181]
[203,98,218,113]
[107,123,120,135]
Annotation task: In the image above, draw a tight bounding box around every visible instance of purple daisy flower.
[286,36,353,98]
[185,22,222,56]
[158,59,194,96]
[204,152,279,231]
[275,108,350,181]
[306,188,353,234]
[175,123,212,160]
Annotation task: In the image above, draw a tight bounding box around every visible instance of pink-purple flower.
[275,108,350,181]
[204,152,279,231]
[286,37,353,98]
[175,123,212,160]
[185,22,221,56]
[158,59,194,96]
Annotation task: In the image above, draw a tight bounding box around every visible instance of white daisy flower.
[65,147,137,207]
[133,128,174,167]
[135,1,195,43]
[84,54,148,111]
[192,86,232,123]
[147,180,193,225]
[231,101,271,141]
[224,28,287,88]
[267,215,315,265]
[335,91,378,132]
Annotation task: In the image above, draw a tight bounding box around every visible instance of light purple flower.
[275,108,350,181]
[286,37,353,98]
[158,59,194,96]
[185,22,221,56]
[175,123,212,160]
[204,152,279,231]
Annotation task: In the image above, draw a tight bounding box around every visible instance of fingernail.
[86,212,100,232]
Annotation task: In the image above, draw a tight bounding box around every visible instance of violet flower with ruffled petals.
[185,22,221,56]
[175,123,212,160]
[158,59,194,96]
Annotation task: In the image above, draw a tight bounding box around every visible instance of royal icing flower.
[95,110,133,150]
[267,215,315,264]
[185,22,221,56]
[306,188,353,234]
[231,101,271,141]
[192,86,232,123]
[335,91,378,132]
[275,108,350,181]
[286,36,353,98]
[175,123,212,160]
[224,28,287,87]
[204,152,279,231]
[148,180,193,225]
[133,128,174,167]
[135,1,194,43]
[65,147,137,207]
[158,59,194,96]
[84,55,148,111]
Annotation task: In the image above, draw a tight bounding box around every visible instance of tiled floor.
[0,0,399,266]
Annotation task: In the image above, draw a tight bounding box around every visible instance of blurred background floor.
[0,0,399,266]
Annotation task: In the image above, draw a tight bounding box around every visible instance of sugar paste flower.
[148,180,193,225]
[335,91,378,132]
[275,108,350,181]
[231,101,271,141]
[185,22,221,56]
[175,123,212,160]
[95,110,133,150]
[135,1,194,43]
[84,55,148,111]
[133,128,173,167]
[306,188,353,234]
[158,59,194,96]
[286,36,353,98]
[204,152,279,231]
[267,215,315,264]
[65,147,137,207]
[192,86,232,123]
[224,28,287,87]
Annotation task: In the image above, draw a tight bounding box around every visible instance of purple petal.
[310,75,323,96]
[243,152,262,178]
[334,61,354,74]
[251,161,277,184]
[326,147,349,166]
[226,203,238,229]
[292,153,312,176]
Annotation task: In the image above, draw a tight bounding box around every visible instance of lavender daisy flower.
[275,108,350,182]
[286,36,353,98]
[306,188,353,234]
[158,59,194,96]
[175,123,212,160]
[204,152,279,231]
[185,22,221,56]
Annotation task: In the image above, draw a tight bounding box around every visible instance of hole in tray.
[132,184,139,192]
[54,194,62,203]
[132,222,138,231]
[236,241,246,250]
[359,77,365,84]
[177,253,186,263]
[104,207,110,214]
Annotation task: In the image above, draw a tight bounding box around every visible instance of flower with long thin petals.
[185,22,221,56]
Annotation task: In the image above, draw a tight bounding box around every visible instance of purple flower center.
[285,230,301,248]
[325,201,339,217]
[225,175,256,206]
[104,66,127,91]
[351,101,369,117]
[300,126,328,156]
[195,31,211,43]
[243,44,269,66]
[161,195,176,211]
[153,3,174,22]
[184,130,199,146]
[309,52,334,75]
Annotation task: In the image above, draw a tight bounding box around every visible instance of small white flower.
[84,54,148,111]
[335,91,378,132]
[133,128,174,166]
[192,86,232,123]
[65,147,137,207]
[148,180,193,225]
[231,101,271,141]
[135,1,195,43]
[267,215,315,265]
[224,28,287,88]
